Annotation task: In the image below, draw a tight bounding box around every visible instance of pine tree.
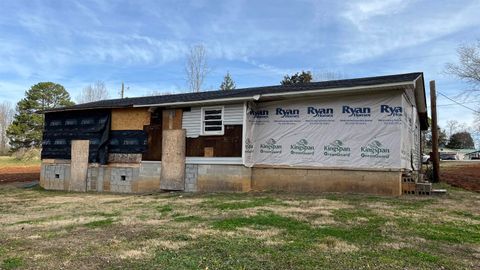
[220,72,236,90]
[6,82,74,151]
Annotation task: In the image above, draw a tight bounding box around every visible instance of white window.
[201,106,224,135]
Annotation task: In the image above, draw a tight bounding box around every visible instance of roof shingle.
[42,72,423,113]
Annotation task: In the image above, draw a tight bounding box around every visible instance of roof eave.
[134,80,416,109]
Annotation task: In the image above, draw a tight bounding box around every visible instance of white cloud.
[343,0,413,27]
[339,0,480,63]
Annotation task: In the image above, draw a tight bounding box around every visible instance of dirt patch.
[0,165,40,183]
[440,162,480,192]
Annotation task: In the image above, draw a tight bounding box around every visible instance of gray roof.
[42,72,424,113]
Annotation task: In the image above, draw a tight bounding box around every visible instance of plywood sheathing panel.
[162,109,183,130]
[204,147,214,157]
[111,108,151,130]
[160,129,186,190]
[69,140,89,192]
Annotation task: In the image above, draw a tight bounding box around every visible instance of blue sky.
[1,0,480,128]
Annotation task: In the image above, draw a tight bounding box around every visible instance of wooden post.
[430,80,440,182]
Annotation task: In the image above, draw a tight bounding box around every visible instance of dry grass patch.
[317,237,359,253]
[0,185,479,269]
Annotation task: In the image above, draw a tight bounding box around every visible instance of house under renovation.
[40,72,428,196]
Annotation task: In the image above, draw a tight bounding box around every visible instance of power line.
[437,91,480,113]
[436,101,480,107]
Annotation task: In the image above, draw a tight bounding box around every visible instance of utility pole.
[120,82,124,99]
[430,80,440,183]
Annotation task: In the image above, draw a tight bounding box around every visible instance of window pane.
[204,115,221,120]
[205,121,222,126]
[203,107,223,134]
[204,109,222,115]
[205,126,222,131]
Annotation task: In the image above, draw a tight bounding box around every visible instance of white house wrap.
[245,91,419,170]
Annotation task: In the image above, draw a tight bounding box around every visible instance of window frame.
[201,106,224,136]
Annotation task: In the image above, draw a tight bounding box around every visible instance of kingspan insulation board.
[244,90,418,170]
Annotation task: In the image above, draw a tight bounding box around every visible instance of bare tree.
[445,41,480,148]
[445,120,460,138]
[185,45,209,92]
[0,101,14,154]
[314,71,348,82]
[77,81,109,104]
[144,90,176,96]
[445,40,480,91]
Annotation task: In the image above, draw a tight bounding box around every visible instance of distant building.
[437,148,477,160]
[465,150,480,160]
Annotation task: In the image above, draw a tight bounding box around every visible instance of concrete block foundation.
[197,165,251,192]
[40,161,404,196]
[251,167,402,196]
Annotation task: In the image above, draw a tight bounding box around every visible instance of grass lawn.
[0,184,479,269]
[0,156,40,168]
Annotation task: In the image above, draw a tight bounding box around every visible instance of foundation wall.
[196,165,252,192]
[40,162,71,191]
[40,161,161,194]
[40,161,403,196]
[251,167,402,196]
[185,164,198,192]
[135,161,162,193]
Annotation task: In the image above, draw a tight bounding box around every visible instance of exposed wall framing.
[186,125,242,157]
[162,109,183,130]
[143,125,162,161]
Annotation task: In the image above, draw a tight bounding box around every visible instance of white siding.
[182,103,244,138]
[182,107,202,137]
[224,104,244,125]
